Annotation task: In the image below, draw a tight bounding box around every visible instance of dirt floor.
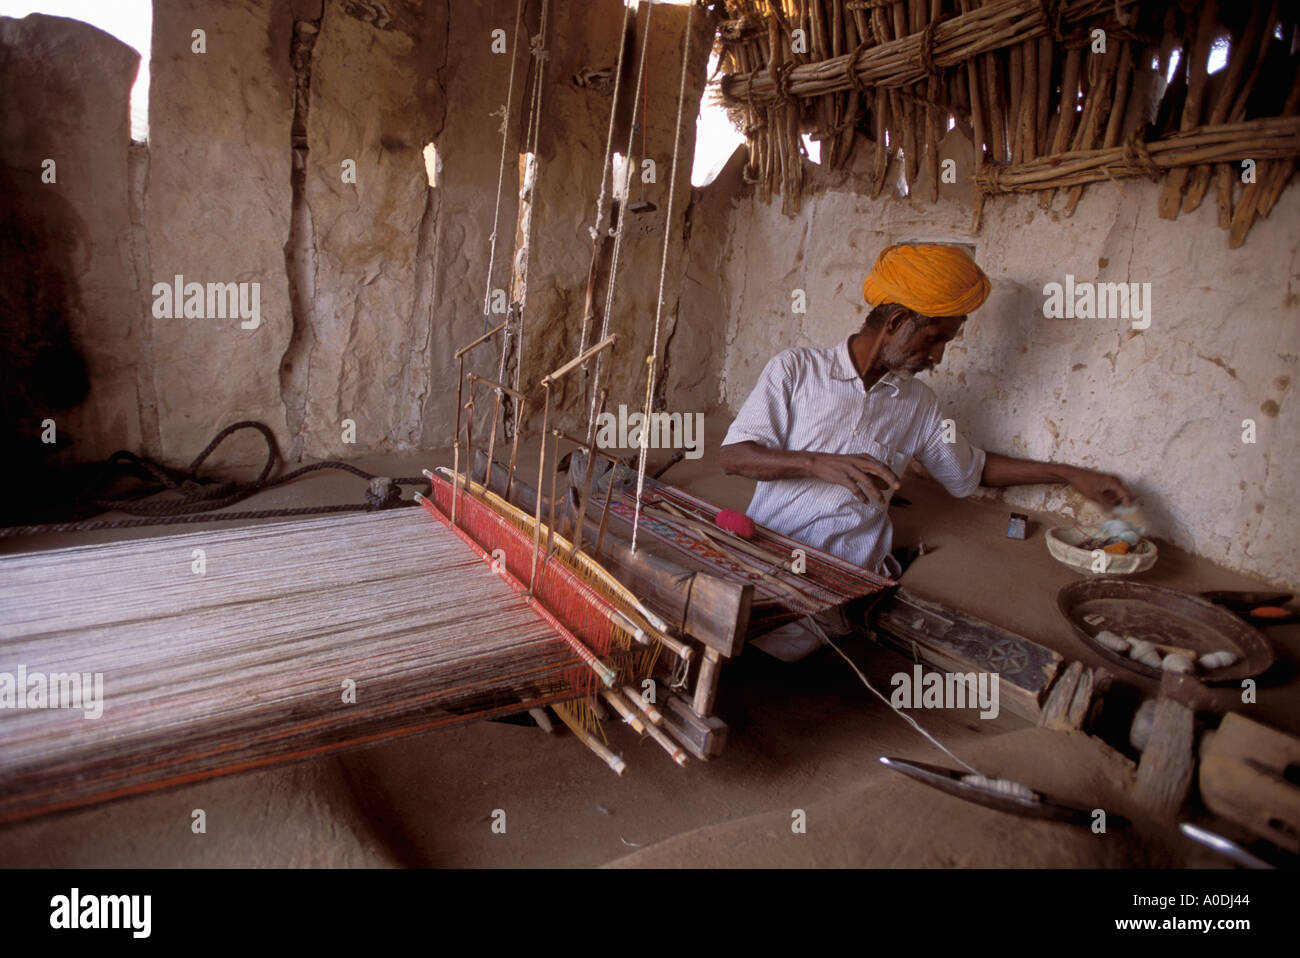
[1,423,1296,867]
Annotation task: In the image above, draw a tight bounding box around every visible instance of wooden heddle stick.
[452,320,509,525]
[531,335,618,590]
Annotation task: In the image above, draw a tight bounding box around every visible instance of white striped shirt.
[723,339,986,575]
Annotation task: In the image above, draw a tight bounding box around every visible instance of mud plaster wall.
[0,15,146,463]
[1,0,716,472]
[697,132,1300,590]
[512,1,714,437]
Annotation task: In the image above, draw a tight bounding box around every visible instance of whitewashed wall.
[702,142,1300,589]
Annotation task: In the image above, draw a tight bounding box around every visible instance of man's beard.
[884,351,932,379]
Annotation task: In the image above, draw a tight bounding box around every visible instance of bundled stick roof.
[714,0,1300,245]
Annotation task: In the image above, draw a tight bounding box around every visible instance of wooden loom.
[0,0,718,817]
[466,442,901,759]
[0,0,1058,816]
[416,280,900,770]
[0,510,627,823]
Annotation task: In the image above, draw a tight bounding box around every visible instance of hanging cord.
[586,0,656,428]
[630,0,693,552]
[0,421,430,539]
[511,0,551,396]
[802,615,986,776]
[578,0,636,363]
[481,0,527,333]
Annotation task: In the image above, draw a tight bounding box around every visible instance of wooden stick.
[1018,34,1039,162]
[965,36,987,163]
[925,0,942,202]
[505,395,525,502]
[621,687,688,766]
[1217,0,1279,226]
[1063,41,1121,214]
[693,648,723,716]
[545,430,560,560]
[975,116,1300,194]
[557,707,627,775]
[542,334,616,386]
[1256,67,1300,218]
[1230,67,1300,246]
[1185,0,1270,212]
[984,44,1006,164]
[1158,0,1218,219]
[1136,694,1195,815]
[466,372,524,401]
[451,354,465,524]
[460,397,474,528]
[1102,41,1134,150]
[453,319,508,359]
[1041,45,1082,208]
[529,385,550,592]
[1008,43,1023,162]
[601,688,646,734]
[723,0,1136,105]
[1035,34,1052,155]
[623,684,664,726]
[473,374,522,493]
[568,388,608,558]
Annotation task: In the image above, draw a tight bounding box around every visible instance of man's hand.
[808,451,900,508]
[981,452,1135,509]
[719,442,900,507]
[1064,466,1134,509]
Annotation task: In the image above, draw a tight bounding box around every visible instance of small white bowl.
[1046,526,1157,575]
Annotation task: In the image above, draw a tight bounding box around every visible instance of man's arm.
[981,451,1133,509]
[718,441,900,508]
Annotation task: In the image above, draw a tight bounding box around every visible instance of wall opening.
[692,49,745,187]
[423,141,440,187]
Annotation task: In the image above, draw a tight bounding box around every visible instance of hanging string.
[630,0,692,552]
[578,0,636,366]
[804,615,986,776]
[511,0,551,395]
[586,0,656,428]
[481,0,526,333]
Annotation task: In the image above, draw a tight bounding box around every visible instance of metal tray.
[1057,578,1275,683]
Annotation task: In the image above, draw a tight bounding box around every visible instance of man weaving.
[719,243,1133,660]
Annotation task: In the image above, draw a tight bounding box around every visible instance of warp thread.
[806,616,985,777]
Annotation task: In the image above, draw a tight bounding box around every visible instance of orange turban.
[861,243,990,317]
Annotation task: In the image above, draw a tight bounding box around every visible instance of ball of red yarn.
[716,509,755,539]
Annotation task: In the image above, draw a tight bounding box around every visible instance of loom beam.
[475,449,752,659]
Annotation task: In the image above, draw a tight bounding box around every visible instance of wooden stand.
[663,691,729,760]
[1134,671,1213,818]
[1200,712,1300,853]
[871,588,1064,723]
[1039,661,1114,732]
